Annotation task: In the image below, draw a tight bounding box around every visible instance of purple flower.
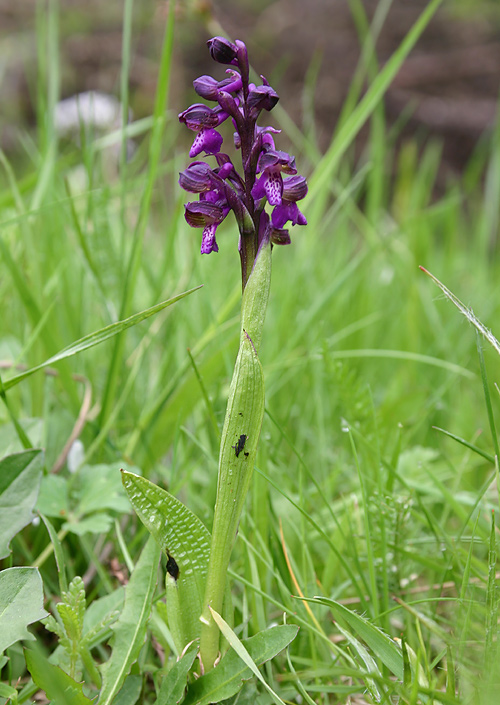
[178,37,307,276]
[184,187,231,254]
[251,149,297,206]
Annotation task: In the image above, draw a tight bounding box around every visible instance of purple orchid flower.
[178,36,307,285]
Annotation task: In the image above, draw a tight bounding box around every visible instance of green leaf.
[154,642,198,705]
[112,674,143,705]
[77,463,132,514]
[0,449,44,558]
[0,682,18,703]
[63,514,114,536]
[98,535,161,705]
[2,287,202,392]
[36,474,69,519]
[305,597,403,680]
[121,470,211,652]
[25,648,93,705]
[209,609,288,705]
[0,567,48,652]
[183,625,299,705]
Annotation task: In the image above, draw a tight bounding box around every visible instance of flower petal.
[184,201,224,227]
[178,103,219,130]
[178,161,213,192]
[282,174,308,202]
[189,128,223,158]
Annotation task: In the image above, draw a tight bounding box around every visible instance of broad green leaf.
[306,597,403,680]
[98,535,161,705]
[25,649,92,705]
[77,463,132,514]
[2,287,202,392]
[112,674,142,705]
[0,449,44,558]
[183,625,298,705]
[36,474,69,518]
[0,567,48,652]
[154,642,198,705]
[121,471,211,652]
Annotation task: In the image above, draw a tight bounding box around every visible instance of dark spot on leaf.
[166,553,179,581]
[233,434,247,458]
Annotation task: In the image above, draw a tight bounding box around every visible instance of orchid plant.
[123,34,306,686]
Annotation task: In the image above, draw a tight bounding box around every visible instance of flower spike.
[179,36,307,275]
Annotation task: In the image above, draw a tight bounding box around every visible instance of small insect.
[233,433,247,458]
[166,553,179,581]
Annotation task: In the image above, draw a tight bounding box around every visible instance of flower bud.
[207,36,238,64]
[193,75,220,101]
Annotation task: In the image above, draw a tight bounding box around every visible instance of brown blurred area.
[1,0,500,174]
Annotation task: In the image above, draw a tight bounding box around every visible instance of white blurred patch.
[55,91,124,135]
[67,439,85,473]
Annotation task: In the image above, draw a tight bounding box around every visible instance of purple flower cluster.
[178,36,307,283]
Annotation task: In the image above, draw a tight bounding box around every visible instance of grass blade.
[3,287,201,392]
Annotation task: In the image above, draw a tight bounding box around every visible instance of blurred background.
[1,0,500,180]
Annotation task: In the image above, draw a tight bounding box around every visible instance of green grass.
[1,0,500,702]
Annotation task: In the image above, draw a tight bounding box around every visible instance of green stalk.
[199,237,271,671]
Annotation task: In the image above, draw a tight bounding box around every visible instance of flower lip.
[272,200,307,228]
[179,103,220,130]
[184,200,225,228]
[189,127,224,158]
[207,36,238,64]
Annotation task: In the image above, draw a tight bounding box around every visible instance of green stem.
[199,237,271,671]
